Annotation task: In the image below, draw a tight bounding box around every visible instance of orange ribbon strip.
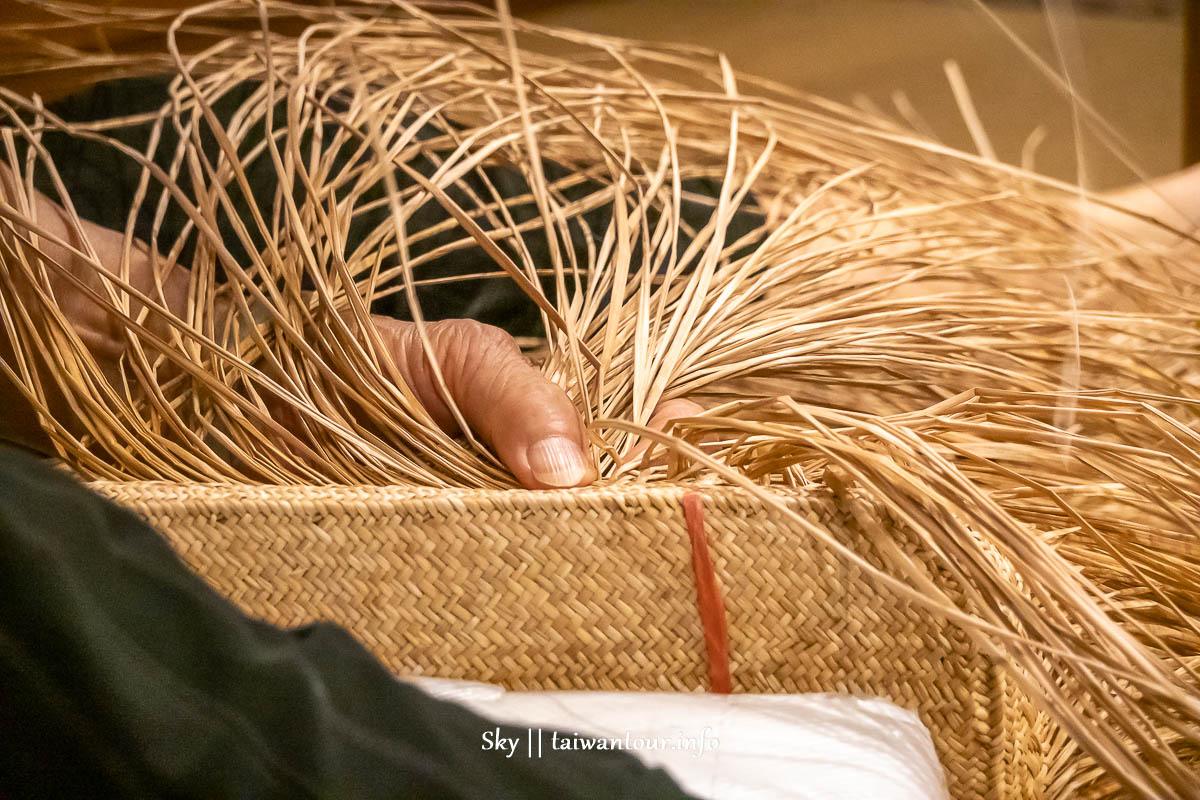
[681,492,732,694]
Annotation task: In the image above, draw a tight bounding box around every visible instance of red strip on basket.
[681,492,732,693]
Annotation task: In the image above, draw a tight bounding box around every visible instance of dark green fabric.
[0,446,695,799]
[34,77,764,339]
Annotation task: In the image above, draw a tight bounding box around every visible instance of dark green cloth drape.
[0,445,694,798]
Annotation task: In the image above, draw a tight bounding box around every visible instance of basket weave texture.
[96,481,1070,799]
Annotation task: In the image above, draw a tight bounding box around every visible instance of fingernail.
[527,436,590,487]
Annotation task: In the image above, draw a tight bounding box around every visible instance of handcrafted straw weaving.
[3,2,1200,797]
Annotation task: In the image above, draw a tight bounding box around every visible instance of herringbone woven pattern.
[96,481,1071,799]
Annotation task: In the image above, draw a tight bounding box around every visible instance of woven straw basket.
[96,480,1067,800]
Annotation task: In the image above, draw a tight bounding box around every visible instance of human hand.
[1089,164,1200,243]
[367,316,598,488]
[0,176,699,487]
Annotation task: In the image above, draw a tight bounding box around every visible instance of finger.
[373,317,596,489]
[625,398,706,467]
[646,398,706,431]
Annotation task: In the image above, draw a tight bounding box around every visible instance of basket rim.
[88,479,825,506]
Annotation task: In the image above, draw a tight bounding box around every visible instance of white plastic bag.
[412,678,949,800]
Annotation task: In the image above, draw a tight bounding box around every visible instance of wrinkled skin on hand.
[0,168,701,486]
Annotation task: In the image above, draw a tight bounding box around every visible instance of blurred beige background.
[516,0,1184,189]
[1,1,1184,189]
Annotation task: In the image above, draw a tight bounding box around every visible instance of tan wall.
[0,1,1182,188]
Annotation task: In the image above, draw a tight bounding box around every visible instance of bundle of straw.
[3,1,1200,795]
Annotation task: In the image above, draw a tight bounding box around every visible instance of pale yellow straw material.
[3,2,1200,796]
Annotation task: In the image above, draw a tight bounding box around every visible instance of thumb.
[373,317,596,489]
